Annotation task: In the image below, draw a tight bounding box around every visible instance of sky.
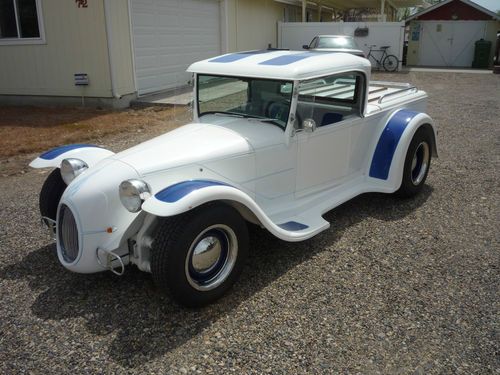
[470,0,500,12]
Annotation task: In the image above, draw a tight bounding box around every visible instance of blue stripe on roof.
[369,109,419,180]
[209,50,272,63]
[155,180,231,203]
[39,144,100,160]
[259,52,323,66]
[278,221,309,231]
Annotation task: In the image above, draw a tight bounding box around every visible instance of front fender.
[29,144,114,169]
[368,109,438,192]
[141,180,322,242]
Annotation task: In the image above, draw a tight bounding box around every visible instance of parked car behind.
[303,35,365,58]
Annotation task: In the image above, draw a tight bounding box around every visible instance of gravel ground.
[0,71,499,374]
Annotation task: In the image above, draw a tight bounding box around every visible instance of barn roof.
[405,0,499,22]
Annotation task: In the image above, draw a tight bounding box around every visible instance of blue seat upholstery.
[321,112,343,126]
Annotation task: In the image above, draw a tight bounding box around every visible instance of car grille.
[58,204,80,263]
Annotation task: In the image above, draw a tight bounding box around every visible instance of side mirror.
[303,45,310,50]
[303,118,316,133]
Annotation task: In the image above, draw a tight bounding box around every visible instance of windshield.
[316,36,358,50]
[197,75,293,130]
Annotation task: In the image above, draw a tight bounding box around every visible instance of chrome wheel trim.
[411,141,430,185]
[185,224,238,291]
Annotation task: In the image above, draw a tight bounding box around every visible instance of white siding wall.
[0,0,117,98]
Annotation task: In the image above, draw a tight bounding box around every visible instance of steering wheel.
[265,101,288,122]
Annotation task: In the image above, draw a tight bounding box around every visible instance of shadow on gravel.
[0,186,432,368]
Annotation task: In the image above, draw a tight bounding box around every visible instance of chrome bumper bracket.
[41,216,57,240]
[96,248,127,276]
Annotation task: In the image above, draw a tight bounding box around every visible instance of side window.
[296,73,363,129]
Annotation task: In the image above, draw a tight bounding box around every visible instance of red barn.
[405,0,499,67]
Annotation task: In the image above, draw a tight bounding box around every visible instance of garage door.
[419,21,488,67]
[130,0,221,95]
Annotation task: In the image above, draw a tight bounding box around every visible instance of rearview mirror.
[303,45,310,50]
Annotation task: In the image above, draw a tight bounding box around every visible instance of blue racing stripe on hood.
[209,50,273,63]
[259,52,325,66]
[39,144,100,160]
[155,180,231,203]
[369,109,420,180]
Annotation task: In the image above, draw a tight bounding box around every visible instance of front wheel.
[151,204,249,307]
[40,168,67,222]
[396,127,432,198]
[382,54,399,72]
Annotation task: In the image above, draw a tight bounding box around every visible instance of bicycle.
[366,45,399,72]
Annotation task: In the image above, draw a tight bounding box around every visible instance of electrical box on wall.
[74,73,89,86]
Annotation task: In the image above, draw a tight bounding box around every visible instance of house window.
[0,0,44,43]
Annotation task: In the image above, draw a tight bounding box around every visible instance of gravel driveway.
[0,71,498,374]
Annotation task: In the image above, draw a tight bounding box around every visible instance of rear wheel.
[39,168,66,222]
[151,204,249,307]
[396,127,432,198]
[382,54,399,72]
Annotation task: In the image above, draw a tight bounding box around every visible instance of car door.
[294,72,365,197]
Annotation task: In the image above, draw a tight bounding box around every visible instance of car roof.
[188,50,371,81]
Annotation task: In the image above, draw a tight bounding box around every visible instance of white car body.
[31,50,437,277]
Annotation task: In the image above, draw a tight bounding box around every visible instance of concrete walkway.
[404,67,492,74]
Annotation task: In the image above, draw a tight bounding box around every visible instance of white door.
[419,21,487,67]
[294,73,364,197]
[130,0,221,95]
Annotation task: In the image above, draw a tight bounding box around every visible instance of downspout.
[103,0,121,99]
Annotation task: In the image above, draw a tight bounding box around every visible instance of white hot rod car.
[31,50,437,307]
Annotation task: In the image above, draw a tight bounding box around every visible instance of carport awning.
[275,0,426,11]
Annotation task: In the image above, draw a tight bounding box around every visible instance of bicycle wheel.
[382,54,399,72]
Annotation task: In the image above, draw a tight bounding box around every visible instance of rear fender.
[30,144,115,169]
[368,110,438,191]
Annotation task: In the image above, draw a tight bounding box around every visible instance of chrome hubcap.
[192,236,222,273]
[411,141,430,185]
[185,224,238,291]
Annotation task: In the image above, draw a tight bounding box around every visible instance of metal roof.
[187,50,372,81]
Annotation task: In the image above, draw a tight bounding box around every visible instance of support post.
[302,0,306,22]
[380,0,386,22]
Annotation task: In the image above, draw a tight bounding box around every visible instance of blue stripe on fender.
[155,180,231,203]
[278,221,309,231]
[369,109,420,180]
[259,52,326,66]
[209,50,272,63]
[39,144,100,160]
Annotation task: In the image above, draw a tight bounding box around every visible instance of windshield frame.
[196,73,294,131]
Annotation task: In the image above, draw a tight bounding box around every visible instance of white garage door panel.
[419,21,487,67]
[131,0,221,95]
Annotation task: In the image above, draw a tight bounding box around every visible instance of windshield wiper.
[245,115,285,129]
[202,111,245,118]
[201,111,285,129]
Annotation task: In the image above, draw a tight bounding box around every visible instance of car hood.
[112,118,285,175]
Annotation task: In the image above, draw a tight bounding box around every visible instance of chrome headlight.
[60,158,88,184]
[119,179,151,213]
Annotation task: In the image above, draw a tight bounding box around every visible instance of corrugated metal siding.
[0,0,113,97]
[130,0,221,95]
